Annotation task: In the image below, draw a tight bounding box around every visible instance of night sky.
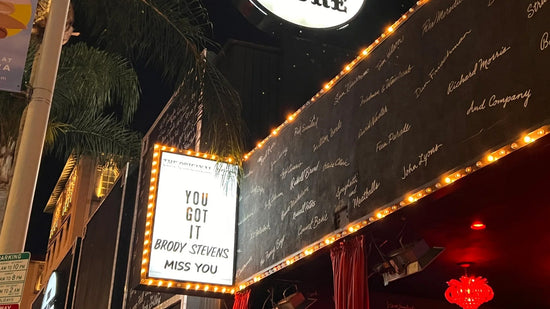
[25,0,415,258]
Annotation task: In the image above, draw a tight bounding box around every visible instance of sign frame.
[0,252,30,306]
[139,144,239,292]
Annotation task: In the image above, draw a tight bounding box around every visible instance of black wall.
[236,0,550,282]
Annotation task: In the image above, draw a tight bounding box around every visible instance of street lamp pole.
[0,0,71,253]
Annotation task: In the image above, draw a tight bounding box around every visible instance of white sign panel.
[0,252,30,305]
[148,152,238,286]
[254,0,365,29]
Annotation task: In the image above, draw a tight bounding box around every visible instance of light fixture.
[445,263,494,309]
[470,221,486,230]
[373,239,444,286]
[275,288,317,309]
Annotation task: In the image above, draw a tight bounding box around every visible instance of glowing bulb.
[487,155,494,162]
[524,136,532,143]
[324,83,330,90]
[445,177,452,184]
[388,26,394,32]
[154,144,159,149]
[362,49,369,55]
[471,221,486,230]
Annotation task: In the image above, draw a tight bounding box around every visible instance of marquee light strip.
[243,0,428,161]
[140,144,235,294]
[236,126,549,290]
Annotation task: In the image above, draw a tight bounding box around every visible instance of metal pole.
[0,0,71,253]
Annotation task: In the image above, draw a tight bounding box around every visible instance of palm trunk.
[0,140,16,230]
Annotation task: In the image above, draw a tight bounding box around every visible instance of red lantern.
[445,275,494,309]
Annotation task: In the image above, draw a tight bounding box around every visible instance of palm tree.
[71,0,244,160]
[1,0,245,229]
[0,36,141,229]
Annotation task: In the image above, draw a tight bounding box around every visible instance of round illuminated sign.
[41,272,57,309]
[253,0,365,29]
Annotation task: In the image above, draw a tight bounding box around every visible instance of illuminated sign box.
[142,145,238,288]
[252,0,365,29]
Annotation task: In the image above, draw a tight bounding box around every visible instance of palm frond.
[52,42,140,124]
[72,0,215,85]
[45,121,71,147]
[46,113,141,163]
[200,61,244,165]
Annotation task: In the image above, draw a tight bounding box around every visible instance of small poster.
[0,0,37,92]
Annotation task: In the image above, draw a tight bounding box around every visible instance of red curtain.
[233,289,251,309]
[330,235,369,309]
